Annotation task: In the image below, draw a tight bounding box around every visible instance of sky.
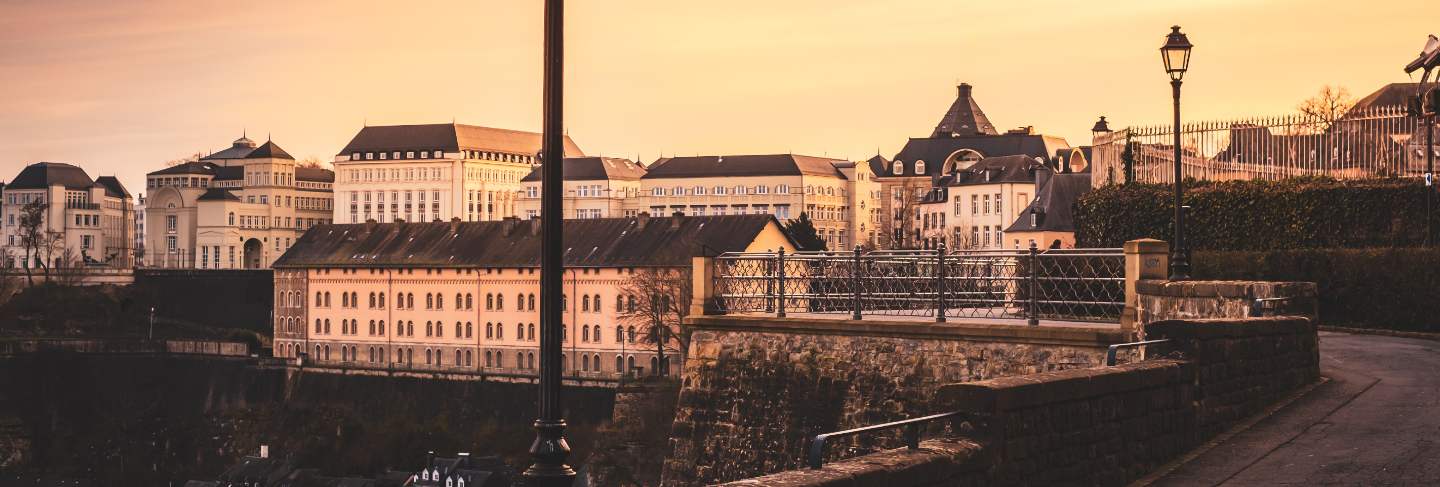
[2,0,1438,196]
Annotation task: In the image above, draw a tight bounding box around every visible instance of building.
[915,155,1047,250]
[271,214,795,380]
[1,162,135,269]
[134,193,146,265]
[516,156,648,219]
[870,83,1071,248]
[1005,172,1094,249]
[144,135,335,269]
[636,154,879,250]
[409,452,513,487]
[331,123,584,224]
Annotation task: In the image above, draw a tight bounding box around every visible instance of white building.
[144,135,335,269]
[916,155,1047,250]
[516,157,648,219]
[2,162,135,269]
[331,123,584,224]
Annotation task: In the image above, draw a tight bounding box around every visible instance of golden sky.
[1,0,1437,194]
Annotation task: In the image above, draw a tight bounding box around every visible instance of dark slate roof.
[197,188,241,201]
[214,166,243,181]
[1350,83,1418,112]
[337,123,584,157]
[94,176,130,198]
[642,154,846,179]
[245,140,295,160]
[865,154,890,175]
[932,83,999,137]
[8,162,94,190]
[521,157,646,182]
[297,166,335,182]
[274,214,792,269]
[885,133,1069,178]
[201,136,258,161]
[148,161,217,176]
[941,155,1047,187]
[1005,173,1092,233]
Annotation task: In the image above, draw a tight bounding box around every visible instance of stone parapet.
[1135,279,1318,334]
[714,439,986,487]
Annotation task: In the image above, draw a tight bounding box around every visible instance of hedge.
[1193,248,1440,332]
[1075,178,1439,251]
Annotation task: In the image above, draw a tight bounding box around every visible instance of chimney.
[636,211,650,230]
[503,216,521,236]
[670,210,685,230]
[364,219,377,234]
[1034,163,1053,195]
[449,216,461,234]
[530,218,542,236]
[957,83,973,99]
[425,451,435,468]
[259,445,269,459]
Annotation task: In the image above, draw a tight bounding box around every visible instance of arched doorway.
[243,238,263,269]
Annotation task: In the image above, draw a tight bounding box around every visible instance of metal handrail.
[807,411,961,469]
[1105,339,1171,366]
[1249,297,1293,317]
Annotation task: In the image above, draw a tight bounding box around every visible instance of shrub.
[1193,248,1440,332]
[1075,178,1438,251]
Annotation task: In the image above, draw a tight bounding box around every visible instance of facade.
[516,157,647,219]
[1005,172,1094,249]
[871,83,1071,248]
[915,155,1046,250]
[271,214,796,381]
[144,135,334,269]
[636,154,880,250]
[331,123,584,224]
[1,162,135,269]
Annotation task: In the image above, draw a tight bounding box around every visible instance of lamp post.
[1160,25,1193,280]
[1405,35,1440,247]
[523,0,576,484]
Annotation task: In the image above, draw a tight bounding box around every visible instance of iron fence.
[1092,105,1435,184]
[712,245,1124,323]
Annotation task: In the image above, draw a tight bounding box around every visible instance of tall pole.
[1169,79,1191,280]
[1426,70,1435,247]
[524,0,575,484]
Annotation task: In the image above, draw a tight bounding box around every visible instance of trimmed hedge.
[1075,178,1438,251]
[1193,248,1440,332]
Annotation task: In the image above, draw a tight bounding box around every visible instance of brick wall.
[718,317,1319,487]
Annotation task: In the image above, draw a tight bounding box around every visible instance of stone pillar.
[691,256,716,316]
[1122,239,1169,339]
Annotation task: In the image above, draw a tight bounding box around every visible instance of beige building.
[144,135,334,269]
[331,123,584,224]
[272,214,795,380]
[915,155,1046,250]
[2,162,135,268]
[635,154,879,250]
[516,157,647,219]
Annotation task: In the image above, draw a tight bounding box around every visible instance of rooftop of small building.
[520,156,646,182]
[337,123,584,158]
[642,154,848,179]
[8,161,95,191]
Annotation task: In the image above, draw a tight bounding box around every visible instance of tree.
[879,178,931,249]
[17,199,47,286]
[616,268,692,377]
[1297,85,1355,133]
[783,212,827,251]
[297,156,329,169]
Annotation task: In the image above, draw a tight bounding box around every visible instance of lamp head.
[1161,25,1193,81]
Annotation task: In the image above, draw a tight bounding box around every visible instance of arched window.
[455,293,462,310]
[593,294,602,313]
[455,349,461,366]
[436,321,443,338]
[497,294,504,310]
[378,293,386,308]
[465,350,472,366]
[486,294,494,310]
[616,355,624,374]
[914,160,926,174]
[528,323,535,341]
[379,320,386,335]
[324,319,331,334]
[369,320,376,335]
[324,345,330,360]
[582,325,590,342]
[436,294,443,310]
[315,345,321,358]
[582,354,590,371]
[454,322,461,337]
[516,293,524,311]
[466,294,473,310]
[627,326,636,343]
[515,323,522,340]
[426,294,434,309]
[616,326,623,343]
[627,296,636,312]
[616,295,624,312]
[341,293,348,307]
[369,293,376,308]
[593,326,601,344]
[593,353,601,372]
[528,294,535,310]
[892,161,904,175]
[466,322,473,338]
[651,356,659,373]
[582,296,590,312]
[426,349,433,364]
[486,323,493,338]
[496,323,503,339]
[485,351,493,367]
[628,355,636,372]
[324,292,331,307]
[426,321,433,337]
[517,352,524,369]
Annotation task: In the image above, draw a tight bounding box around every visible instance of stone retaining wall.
[721,317,1319,487]
[1135,280,1317,331]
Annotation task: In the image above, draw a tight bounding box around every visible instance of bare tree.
[17,200,47,286]
[0,249,20,305]
[879,178,931,249]
[1297,85,1356,133]
[297,156,330,170]
[616,268,692,377]
[51,247,89,287]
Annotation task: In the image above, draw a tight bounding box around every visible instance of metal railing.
[807,411,962,469]
[1092,105,1433,185]
[1105,339,1171,366]
[713,244,1125,323]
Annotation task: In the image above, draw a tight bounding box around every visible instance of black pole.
[1169,79,1191,280]
[524,0,575,484]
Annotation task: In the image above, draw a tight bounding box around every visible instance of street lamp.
[1160,25,1193,280]
[1405,34,1439,247]
[524,0,576,485]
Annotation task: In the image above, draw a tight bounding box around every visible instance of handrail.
[807,411,961,469]
[1105,339,1171,366]
[1249,297,1293,317]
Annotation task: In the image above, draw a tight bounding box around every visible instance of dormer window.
[351,152,360,160]
[915,160,926,174]
[436,150,444,159]
[422,470,430,480]
[447,477,454,487]
[406,151,415,159]
[892,161,903,175]
[379,152,388,160]
[365,152,374,160]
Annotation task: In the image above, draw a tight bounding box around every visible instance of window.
[983,195,991,214]
[994,193,1003,215]
[971,195,979,215]
[777,184,790,194]
[892,161,903,175]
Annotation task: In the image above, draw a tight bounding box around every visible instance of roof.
[1350,83,1418,112]
[245,140,294,160]
[201,136,258,161]
[94,176,130,198]
[932,83,999,137]
[936,154,1047,188]
[642,154,847,179]
[521,157,646,182]
[273,214,792,269]
[296,166,335,182]
[865,154,890,175]
[1005,172,1092,233]
[337,123,584,158]
[213,166,243,181]
[884,133,1070,178]
[7,162,94,191]
[148,161,217,176]
[197,188,241,201]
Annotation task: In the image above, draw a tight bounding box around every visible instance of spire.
[931,82,998,138]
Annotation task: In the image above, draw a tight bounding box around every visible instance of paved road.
[1153,331,1440,486]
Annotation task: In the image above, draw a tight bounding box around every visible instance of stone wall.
[721,317,1319,487]
[1135,279,1317,332]
[661,316,1124,486]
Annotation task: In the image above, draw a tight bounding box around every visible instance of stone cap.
[937,359,1190,413]
[1123,238,1169,254]
[1135,280,1316,299]
[685,315,1126,348]
[714,438,984,487]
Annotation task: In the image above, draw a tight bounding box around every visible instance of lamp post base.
[1168,249,1191,281]
[523,420,576,487]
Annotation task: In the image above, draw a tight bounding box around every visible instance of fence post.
[764,250,775,313]
[690,256,716,316]
[776,247,787,318]
[1123,239,1170,340]
[1027,241,1039,326]
[852,245,862,321]
[935,242,947,323]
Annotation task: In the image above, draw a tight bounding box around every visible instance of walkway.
[1151,331,1440,486]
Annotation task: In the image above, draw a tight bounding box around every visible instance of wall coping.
[1146,317,1314,339]
[1135,279,1316,299]
[713,438,984,487]
[686,315,1126,348]
[937,359,1190,412]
